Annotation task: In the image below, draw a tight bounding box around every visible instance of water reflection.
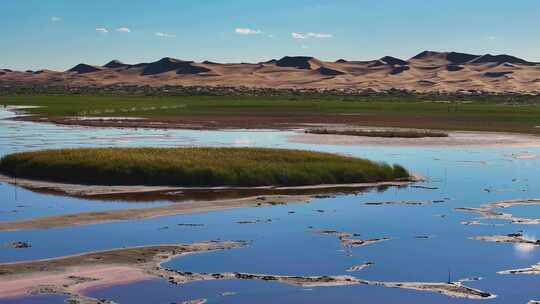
[1,107,540,303]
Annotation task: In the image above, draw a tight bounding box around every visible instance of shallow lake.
[1,107,540,303]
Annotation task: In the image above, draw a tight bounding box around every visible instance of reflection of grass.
[306,128,448,138]
[2,94,540,133]
[0,148,410,187]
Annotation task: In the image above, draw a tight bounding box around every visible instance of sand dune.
[3,51,540,93]
[67,63,103,74]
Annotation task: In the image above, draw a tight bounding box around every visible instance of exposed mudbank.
[504,152,538,160]
[0,173,421,199]
[341,237,391,247]
[460,220,503,227]
[304,128,448,138]
[0,195,312,231]
[369,281,495,300]
[0,173,423,231]
[498,261,540,275]
[0,241,496,302]
[289,130,540,147]
[364,199,448,206]
[310,229,390,248]
[346,262,374,272]
[456,199,540,225]
[179,299,207,304]
[470,232,540,246]
[0,240,246,302]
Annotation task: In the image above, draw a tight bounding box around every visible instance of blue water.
[2,107,540,303]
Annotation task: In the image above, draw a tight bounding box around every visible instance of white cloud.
[116,27,131,33]
[292,32,333,39]
[235,28,261,35]
[307,32,332,38]
[291,32,307,39]
[486,36,496,41]
[96,27,109,33]
[155,32,174,38]
[51,16,61,22]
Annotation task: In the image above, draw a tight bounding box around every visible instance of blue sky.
[2,0,540,70]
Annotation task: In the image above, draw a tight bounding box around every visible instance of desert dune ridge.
[3,51,540,94]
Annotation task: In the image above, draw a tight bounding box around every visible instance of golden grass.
[0,147,409,187]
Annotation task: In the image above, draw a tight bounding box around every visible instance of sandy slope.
[3,51,540,93]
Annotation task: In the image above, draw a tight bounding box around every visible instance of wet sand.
[0,240,246,302]
[470,232,540,245]
[289,130,540,147]
[309,229,390,248]
[0,194,312,231]
[0,174,421,198]
[456,199,540,225]
[0,174,424,231]
[0,241,496,302]
[498,262,540,275]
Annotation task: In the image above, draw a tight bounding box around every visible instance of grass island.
[0,147,410,187]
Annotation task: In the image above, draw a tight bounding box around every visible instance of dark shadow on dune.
[390,65,410,75]
[484,71,514,78]
[141,57,211,75]
[469,54,531,65]
[68,64,102,74]
[446,64,464,72]
[104,60,130,69]
[276,56,317,69]
[447,52,480,64]
[380,56,407,66]
[317,66,346,76]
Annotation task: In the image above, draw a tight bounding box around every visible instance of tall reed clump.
[0,147,410,187]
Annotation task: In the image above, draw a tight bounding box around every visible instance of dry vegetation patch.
[0,147,409,187]
[305,128,448,138]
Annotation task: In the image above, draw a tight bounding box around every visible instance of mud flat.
[456,199,540,225]
[0,174,423,231]
[498,262,540,275]
[304,128,449,138]
[0,173,421,199]
[504,152,538,160]
[470,232,540,246]
[340,237,391,247]
[310,229,391,248]
[140,271,496,300]
[0,241,496,302]
[289,130,540,147]
[0,194,312,231]
[370,281,495,300]
[179,299,207,304]
[346,262,374,272]
[0,240,246,302]
[364,199,446,206]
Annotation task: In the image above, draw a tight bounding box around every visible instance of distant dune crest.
[2,51,540,93]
